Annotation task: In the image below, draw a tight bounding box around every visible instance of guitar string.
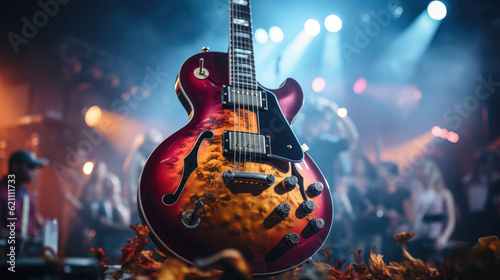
[236,2,245,172]
[243,3,251,173]
[247,0,256,174]
[236,2,243,172]
[248,0,262,174]
[230,3,237,172]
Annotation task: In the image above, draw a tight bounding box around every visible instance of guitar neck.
[229,0,257,90]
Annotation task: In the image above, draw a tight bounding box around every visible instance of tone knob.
[301,200,315,215]
[276,203,291,219]
[309,218,325,232]
[308,182,324,197]
[283,175,298,191]
[284,233,300,247]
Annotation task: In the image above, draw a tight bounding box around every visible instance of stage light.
[254,28,269,44]
[304,19,320,36]
[85,106,102,127]
[83,161,94,175]
[427,1,447,20]
[269,26,284,43]
[447,132,459,143]
[431,126,441,137]
[414,90,422,100]
[353,77,367,94]
[312,77,326,92]
[393,7,403,18]
[325,15,342,32]
[337,107,348,118]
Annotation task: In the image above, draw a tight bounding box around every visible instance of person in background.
[376,161,413,263]
[347,155,382,262]
[462,150,499,244]
[410,158,456,265]
[65,162,130,261]
[123,129,163,224]
[0,150,48,256]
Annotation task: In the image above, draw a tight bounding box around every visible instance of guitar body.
[138,51,333,276]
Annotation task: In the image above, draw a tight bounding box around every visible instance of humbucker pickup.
[223,130,271,157]
[221,85,268,110]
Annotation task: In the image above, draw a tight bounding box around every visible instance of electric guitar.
[138,0,333,276]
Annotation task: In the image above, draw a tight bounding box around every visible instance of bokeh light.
[83,161,94,175]
[85,106,102,127]
[353,77,367,94]
[254,28,269,44]
[312,77,326,92]
[337,107,348,118]
[269,26,284,43]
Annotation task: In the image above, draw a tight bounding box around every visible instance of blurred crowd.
[300,98,500,266]
[0,129,163,263]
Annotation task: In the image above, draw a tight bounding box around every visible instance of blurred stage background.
[0,0,499,258]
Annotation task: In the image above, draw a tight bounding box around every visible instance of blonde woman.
[410,158,456,263]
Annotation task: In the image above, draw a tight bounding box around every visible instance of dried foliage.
[119,224,163,278]
[90,227,500,280]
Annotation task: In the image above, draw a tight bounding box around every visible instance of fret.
[231,25,252,34]
[232,68,255,75]
[231,9,251,17]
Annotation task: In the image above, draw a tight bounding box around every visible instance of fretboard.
[229,0,257,90]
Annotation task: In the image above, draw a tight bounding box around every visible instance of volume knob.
[308,182,324,197]
[300,200,316,215]
[283,175,298,191]
[309,218,325,233]
[276,203,291,219]
[284,233,300,247]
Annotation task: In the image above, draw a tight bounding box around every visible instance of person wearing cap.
[0,150,48,241]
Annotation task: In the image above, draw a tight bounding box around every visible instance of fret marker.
[236,63,252,69]
[232,0,248,5]
[235,53,249,59]
[234,48,252,54]
[234,32,251,39]
[233,18,249,27]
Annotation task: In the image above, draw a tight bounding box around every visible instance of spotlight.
[304,19,321,36]
[269,26,284,43]
[85,106,102,127]
[312,77,326,93]
[83,161,94,175]
[325,15,342,32]
[337,107,348,118]
[254,28,269,44]
[427,1,447,20]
